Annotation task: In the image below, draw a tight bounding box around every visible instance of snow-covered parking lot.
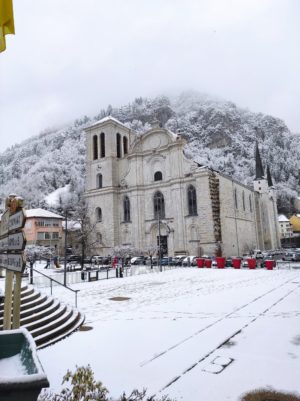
[25,267,300,399]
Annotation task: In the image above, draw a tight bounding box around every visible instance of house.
[84,116,280,257]
[24,208,63,252]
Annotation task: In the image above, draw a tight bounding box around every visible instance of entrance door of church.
[157,235,168,256]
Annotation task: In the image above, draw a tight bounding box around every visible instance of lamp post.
[158,216,162,272]
[63,210,68,287]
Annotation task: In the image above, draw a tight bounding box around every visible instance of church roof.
[255,142,264,180]
[86,115,129,130]
[266,165,274,187]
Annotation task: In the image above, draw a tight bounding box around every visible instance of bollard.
[116,267,119,278]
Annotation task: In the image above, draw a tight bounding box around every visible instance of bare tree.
[144,244,158,269]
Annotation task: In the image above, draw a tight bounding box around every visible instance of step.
[30,307,72,338]
[36,311,85,349]
[23,304,67,332]
[37,313,85,349]
[20,299,60,327]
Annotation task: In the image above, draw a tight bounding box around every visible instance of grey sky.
[0,0,299,153]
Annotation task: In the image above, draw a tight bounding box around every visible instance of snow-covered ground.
[2,265,300,400]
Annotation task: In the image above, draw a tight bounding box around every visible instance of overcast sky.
[0,0,299,153]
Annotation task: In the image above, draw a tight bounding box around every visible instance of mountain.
[0,91,299,214]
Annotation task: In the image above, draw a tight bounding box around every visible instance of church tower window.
[116,133,121,158]
[249,195,253,213]
[154,171,162,181]
[96,207,102,222]
[154,191,165,219]
[123,136,128,155]
[93,135,98,160]
[234,189,238,209]
[242,191,245,211]
[100,133,105,158]
[187,185,197,216]
[123,196,130,222]
[97,173,103,189]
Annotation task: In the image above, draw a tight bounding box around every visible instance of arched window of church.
[96,207,102,222]
[123,196,130,222]
[154,171,162,181]
[154,191,165,219]
[123,136,128,155]
[187,185,197,215]
[234,189,238,209]
[97,173,103,189]
[242,191,245,211]
[116,133,121,158]
[100,133,105,158]
[96,232,102,243]
[93,135,98,160]
[249,195,253,213]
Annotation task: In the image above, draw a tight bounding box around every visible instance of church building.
[84,116,280,257]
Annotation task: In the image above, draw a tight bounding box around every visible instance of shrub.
[38,365,174,401]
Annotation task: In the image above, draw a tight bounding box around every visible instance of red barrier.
[265,260,274,270]
[205,259,212,268]
[196,258,205,268]
[216,257,226,269]
[232,258,241,269]
[247,258,256,269]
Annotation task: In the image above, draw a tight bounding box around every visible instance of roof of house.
[278,214,290,222]
[26,208,63,219]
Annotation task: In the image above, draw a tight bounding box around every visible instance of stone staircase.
[0,285,85,349]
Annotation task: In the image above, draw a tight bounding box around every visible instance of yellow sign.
[0,0,15,52]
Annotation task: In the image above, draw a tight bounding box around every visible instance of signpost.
[0,195,27,330]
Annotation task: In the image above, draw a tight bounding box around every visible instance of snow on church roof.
[87,115,129,130]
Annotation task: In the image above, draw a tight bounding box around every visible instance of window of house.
[97,173,103,189]
[187,185,197,216]
[52,232,59,239]
[97,232,102,243]
[249,195,252,213]
[96,207,102,222]
[123,196,130,222]
[116,133,121,158]
[154,191,165,219]
[100,132,105,158]
[93,135,98,160]
[123,136,128,155]
[154,171,162,181]
[242,191,245,211]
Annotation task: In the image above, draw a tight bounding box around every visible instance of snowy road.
[35,267,300,400]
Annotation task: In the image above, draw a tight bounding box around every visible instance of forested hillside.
[0,91,299,213]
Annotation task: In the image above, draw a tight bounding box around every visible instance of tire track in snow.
[140,275,297,367]
[159,279,300,392]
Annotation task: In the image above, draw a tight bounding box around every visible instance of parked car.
[282,252,300,262]
[241,259,249,268]
[173,255,186,266]
[182,256,197,266]
[253,250,263,259]
[130,256,145,265]
[159,257,173,266]
[225,258,232,267]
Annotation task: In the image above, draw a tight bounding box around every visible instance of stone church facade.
[84,116,280,257]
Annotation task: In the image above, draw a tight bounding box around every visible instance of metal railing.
[27,264,80,308]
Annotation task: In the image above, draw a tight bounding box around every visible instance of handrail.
[27,264,79,308]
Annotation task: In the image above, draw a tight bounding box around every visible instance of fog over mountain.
[0,91,299,214]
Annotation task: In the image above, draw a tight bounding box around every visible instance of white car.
[182,256,197,266]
